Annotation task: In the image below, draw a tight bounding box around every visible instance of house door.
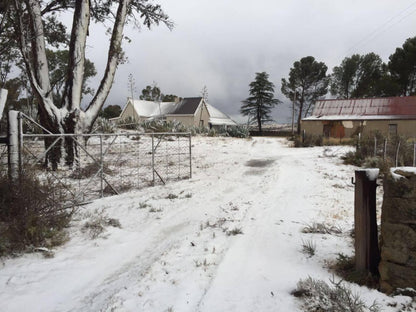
[323,124,331,138]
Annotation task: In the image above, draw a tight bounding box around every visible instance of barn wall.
[120,102,140,122]
[302,120,416,138]
[166,115,195,126]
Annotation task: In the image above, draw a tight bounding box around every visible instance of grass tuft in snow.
[302,222,342,235]
[166,193,178,200]
[301,239,316,257]
[82,211,121,239]
[329,253,379,289]
[292,277,381,312]
[226,227,243,236]
[138,202,150,209]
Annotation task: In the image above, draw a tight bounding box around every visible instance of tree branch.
[85,0,131,129]
[62,0,90,111]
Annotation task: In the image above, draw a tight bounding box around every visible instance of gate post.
[354,169,380,275]
[8,110,20,181]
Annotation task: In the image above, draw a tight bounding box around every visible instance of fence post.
[7,110,20,182]
[374,136,377,157]
[302,129,306,144]
[383,138,387,160]
[151,133,155,185]
[99,135,103,197]
[395,141,400,167]
[0,88,7,120]
[189,133,192,179]
[354,169,380,275]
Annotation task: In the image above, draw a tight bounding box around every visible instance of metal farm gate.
[2,111,192,205]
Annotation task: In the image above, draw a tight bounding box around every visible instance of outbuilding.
[116,97,236,128]
[301,96,416,138]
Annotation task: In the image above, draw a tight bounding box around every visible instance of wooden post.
[354,169,380,275]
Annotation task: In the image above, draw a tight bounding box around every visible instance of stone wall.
[379,168,416,293]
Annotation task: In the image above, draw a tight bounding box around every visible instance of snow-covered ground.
[0,137,412,311]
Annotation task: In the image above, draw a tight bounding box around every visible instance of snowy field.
[0,137,412,311]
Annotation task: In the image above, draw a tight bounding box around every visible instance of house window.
[388,124,397,136]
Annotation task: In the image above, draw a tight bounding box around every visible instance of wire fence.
[1,113,192,205]
[357,134,416,167]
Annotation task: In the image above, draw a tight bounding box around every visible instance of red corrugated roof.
[310,96,416,118]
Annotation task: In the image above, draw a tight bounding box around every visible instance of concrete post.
[8,110,20,181]
[0,88,8,120]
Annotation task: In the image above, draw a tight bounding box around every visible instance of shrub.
[342,151,364,166]
[93,117,116,133]
[302,222,342,235]
[0,172,73,256]
[218,125,250,138]
[292,277,380,312]
[293,134,323,147]
[82,212,121,239]
[329,253,379,288]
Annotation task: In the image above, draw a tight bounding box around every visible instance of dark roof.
[169,97,202,115]
[304,96,416,121]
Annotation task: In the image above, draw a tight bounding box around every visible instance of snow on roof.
[303,115,416,121]
[130,99,177,118]
[206,103,237,126]
[305,96,416,121]
[122,98,237,126]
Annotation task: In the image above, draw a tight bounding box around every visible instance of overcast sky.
[83,0,416,123]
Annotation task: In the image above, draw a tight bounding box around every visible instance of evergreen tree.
[100,105,122,119]
[330,53,384,99]
[281,56,329,134]
[388,36,416,96]
[241,72,280,134]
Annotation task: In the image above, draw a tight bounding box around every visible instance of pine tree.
[281,56,329,135]
[241,72,280,134]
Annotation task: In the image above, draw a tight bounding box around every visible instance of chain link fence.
[1,113,192,205]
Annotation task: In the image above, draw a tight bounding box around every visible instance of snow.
[205,103,237,126]
[365,168,380,181]
[0,137,406,311]
[130,99,177,118]
[390,166,416,180]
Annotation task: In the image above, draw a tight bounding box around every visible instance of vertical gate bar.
[17,112,23,172]
[395,141,400,167]
[189,133,192,179]
[152,133,155,185]
[354,169,380,275]
[8,110,20,182]
[100,135,103,198]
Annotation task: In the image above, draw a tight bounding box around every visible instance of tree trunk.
[14,0,131,168]
[257,108,262,135]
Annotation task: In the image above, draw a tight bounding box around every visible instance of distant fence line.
[356,133,416,167]
[1,111,192,205]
